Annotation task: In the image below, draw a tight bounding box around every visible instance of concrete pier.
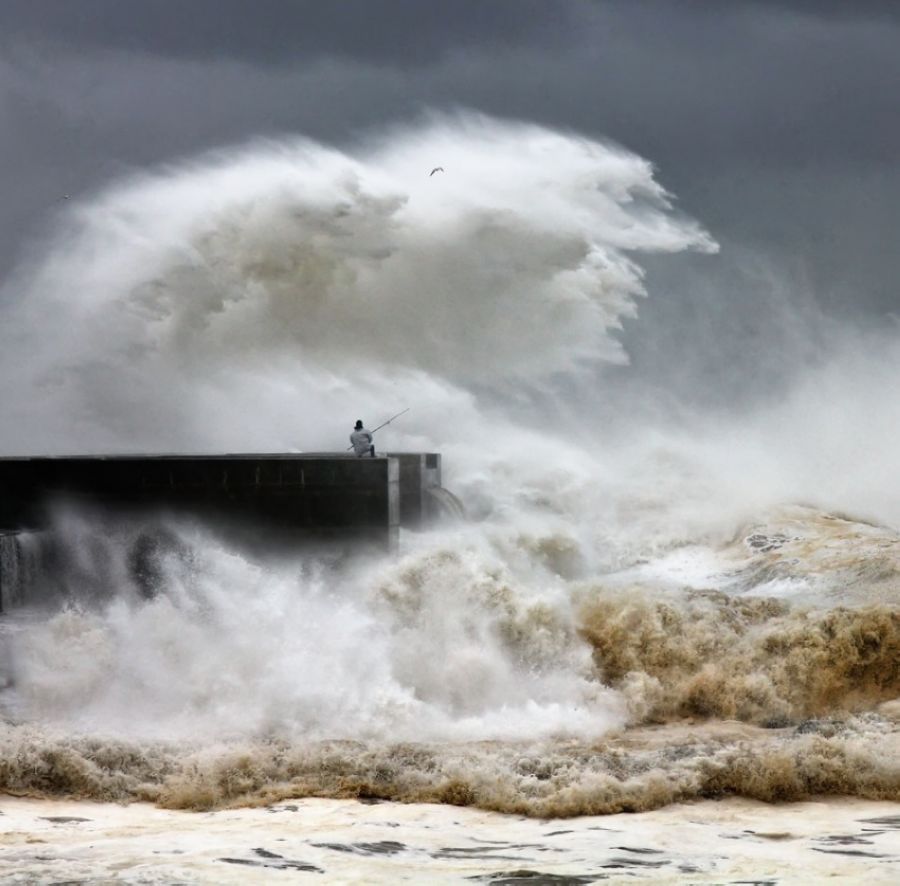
[0,453,444,553]
[387,452,442,530]
[0,453,456,610]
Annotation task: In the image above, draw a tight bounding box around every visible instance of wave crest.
[578,589,900,724]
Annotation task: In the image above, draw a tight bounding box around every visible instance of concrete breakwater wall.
[0,453,450,610]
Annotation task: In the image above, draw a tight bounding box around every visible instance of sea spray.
[0,113,713,456]
[5,508,624,743]
[0,114,898,817]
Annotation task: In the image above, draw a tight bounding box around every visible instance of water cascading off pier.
[0,452,452,610]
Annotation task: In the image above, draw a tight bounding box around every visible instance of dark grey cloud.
[738,0,900,21]
[4,0,897,63]
[0,0,574,65]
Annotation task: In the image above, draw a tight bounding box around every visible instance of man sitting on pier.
[350,420,375,457]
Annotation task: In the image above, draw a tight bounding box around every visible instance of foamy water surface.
[2,796,899,884]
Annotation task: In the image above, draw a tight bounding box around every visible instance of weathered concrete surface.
[0,453,449,609]
[0,454,418,552]
[386,452,442,529]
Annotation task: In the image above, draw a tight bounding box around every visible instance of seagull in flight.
[429,166,444,177]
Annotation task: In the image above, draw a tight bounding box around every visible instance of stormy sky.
[1,0,897,394]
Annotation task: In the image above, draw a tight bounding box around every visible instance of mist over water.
[0,114,898,815]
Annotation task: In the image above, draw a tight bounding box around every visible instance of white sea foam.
[3,796,899,884]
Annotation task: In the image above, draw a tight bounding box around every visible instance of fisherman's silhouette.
[350,420,375,457]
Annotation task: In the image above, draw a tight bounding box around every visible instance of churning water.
[0,115,897,834]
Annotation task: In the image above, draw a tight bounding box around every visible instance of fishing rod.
[370,407,410,435]
[346,408,410,450]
